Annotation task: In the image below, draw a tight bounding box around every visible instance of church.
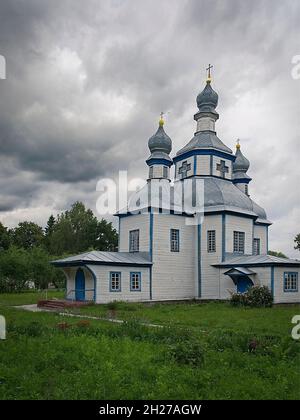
[53,70,300,304]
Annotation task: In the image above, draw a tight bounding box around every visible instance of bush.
[230,286,273,308]
[168,339,204,366]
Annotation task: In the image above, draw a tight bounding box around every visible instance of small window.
[284,272,298,292]
[149,166,154,179]
[245,184,249,195]
[233,231,245,254]
[253,238,260,255]
[163,166,168,179]
[170,229,180,252]
[129,229,139,252]
[110,272,121,292]
[207,230,216,253]
[130,272,141,291]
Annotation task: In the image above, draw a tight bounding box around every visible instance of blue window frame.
[129,229,139,252]
[130,272,141,291]
[284,272,298,292]
[170,229,180,252]
[110,272,121,292]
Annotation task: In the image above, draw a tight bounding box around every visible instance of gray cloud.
[0,0,299,257]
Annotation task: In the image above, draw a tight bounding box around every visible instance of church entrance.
[236,276,253,293]
[75,268,85,301]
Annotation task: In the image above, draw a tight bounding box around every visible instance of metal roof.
[214,254,300,267]
[176,131,233,157]
[52,251,152,267]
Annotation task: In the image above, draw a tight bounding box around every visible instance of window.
[110,272,121,292]
[245,184,249,196]
[130,272,141,291]
[149,166,154,179]
[207,230,216,253]
[170,229,180,252]
[253,238,260,255]
[163,166,168,179]
[284,272,298,292]
[233,231,245,254]
[129,229,139,252]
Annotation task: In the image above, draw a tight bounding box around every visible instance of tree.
[44,215,56,251]
[11,221,44,250]
[294,234,300,252]
[0,246,31,292]
[0,222,10,250]
[268,250,287,258]
[48,202,118,255]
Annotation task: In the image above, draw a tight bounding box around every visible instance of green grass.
[0,290,64,306]
[76,301,300,336]
[0,294,299,400]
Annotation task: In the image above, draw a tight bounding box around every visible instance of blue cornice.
[232,178,252,184]
[146,158,172,167]
[173,149,236,163]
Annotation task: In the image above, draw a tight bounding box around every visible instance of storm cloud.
[0,0,299,257]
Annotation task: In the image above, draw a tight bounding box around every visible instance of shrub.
[107,300,119,311]
[246,286,273,307]
[168,339,204,366]
[230,286,273,308]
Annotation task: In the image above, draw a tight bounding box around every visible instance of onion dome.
[196,80,219,113]
[233,141,250,173]
[148,117,172,155]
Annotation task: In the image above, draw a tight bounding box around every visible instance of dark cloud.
[0,0,299,256]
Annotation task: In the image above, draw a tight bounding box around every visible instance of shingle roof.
[214,254,300,267]
[52,251,152,267]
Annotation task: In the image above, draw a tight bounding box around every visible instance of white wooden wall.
[87,264,150,303]
[225,214,253,254]
[200,214,223,299]
[273,266,300,304]
[119,213,150,252]
[253,224,268,254]
[195,155,210,175]
[151,214,196,300]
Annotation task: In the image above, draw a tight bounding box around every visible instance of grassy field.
[0,292,299,400]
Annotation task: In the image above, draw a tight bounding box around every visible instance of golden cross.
[206,64,213,80]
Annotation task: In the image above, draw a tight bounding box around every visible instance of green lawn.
[0,293,299,400]
[0,290,64,306]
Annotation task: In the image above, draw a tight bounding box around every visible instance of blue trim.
[266,226,269,253]
[130,272,142,291]
[146,158,172,167]
[271,266,274,297]
[283,271,298,292]
[198,223,202,298]
[222,213,226,262]
[173,149,235,164]
[149,212,154,300]
[210,155,213,175]
[252,222,254,255]
[85,265,97,302]
[193,155,197,175]
[109,271,122,292]
[118,217,121,251]
[232,178,252,184]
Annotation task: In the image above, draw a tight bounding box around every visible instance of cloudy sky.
[0,0,299,257]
